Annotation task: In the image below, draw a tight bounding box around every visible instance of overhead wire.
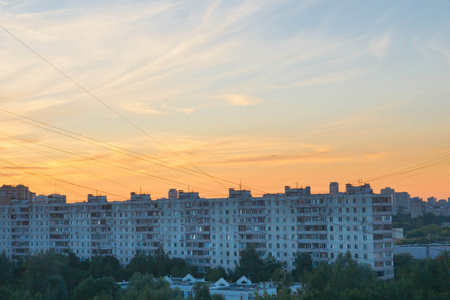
[0,158,87,199]
[0,108,256,191]
[0,131,228,198]
[0,169,48,196]
[0,24,228,192]
[0,134,136,192]
[2,106,449,201]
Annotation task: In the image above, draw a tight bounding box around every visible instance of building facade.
[0,183,394,279]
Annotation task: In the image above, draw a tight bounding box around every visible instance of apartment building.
[0,183,394,279]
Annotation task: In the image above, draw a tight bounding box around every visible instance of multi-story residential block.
[0,182,394,279]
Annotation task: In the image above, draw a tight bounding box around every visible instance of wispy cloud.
[369,32,391,59]
[119,101,193,115]
[272,68,370,89]
[120,102,164,115]
[216,93,262,106]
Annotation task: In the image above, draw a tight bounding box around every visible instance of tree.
[263,254,285,279]
[60,252,89,298]
[205,266,228,282]
[124,252,148,278]
[0,251,14,286]
[193,282,211,300]
[234,245,267,282]
[72,276,118,300]
[234,245,285,282]
[125,248,192,279]
[21,252,68,300]
[211,293,226,300]
[292,252,313,281]
[301,252,380,300]
[89,256,124,281]
[117,273,184,300]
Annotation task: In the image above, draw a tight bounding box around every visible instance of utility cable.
[0,24,228,191]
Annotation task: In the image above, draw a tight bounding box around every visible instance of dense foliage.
[393,213,450,245]
[0,248,193,300]
[0,247,448,299]
[393,213,450,232]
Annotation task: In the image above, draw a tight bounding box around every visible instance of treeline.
[393,213,450,244]
[0,247,449,299]
[393,213,450,232]
[0,247,195,300]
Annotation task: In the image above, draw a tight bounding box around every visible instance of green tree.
[124,252,148,278]
[205,266,228,281]
[234,246,285,282]
[264,254,285,280]
[89,256,124,281]
[211,293,226,300]
[21,252,68,300]
[292,252,313,281]
[125,248,192,279]
[234,245,270,282]
[0,251,14,286]
[302,252,380,300]
[117,273,184,300]
[193,282,211,300]
[72,276,118,300]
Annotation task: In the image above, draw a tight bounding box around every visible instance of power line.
[0,131,228,198]
[0,157,125,200]
[0,24,228,192]
[1,103,449,200]
[0,135,136,192]
[0,108,250,191]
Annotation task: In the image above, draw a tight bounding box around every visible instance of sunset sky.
[1,0,449,202]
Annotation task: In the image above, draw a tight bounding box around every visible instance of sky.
[0,0,449,202]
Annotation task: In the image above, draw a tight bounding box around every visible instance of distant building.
[380,188,410,215]
[427,197,437,204]
[425,201,450,217]
[0,184,35,205]
[410,197,424,218]
[35,194,67,204]
[392,228,404,241]
[168,189,178,199]
[380,187,395,195]
[329,182,339,194]
[346,183,372,194]
[394,244,450,259]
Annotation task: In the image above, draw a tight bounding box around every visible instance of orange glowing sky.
[0,1,449,202]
